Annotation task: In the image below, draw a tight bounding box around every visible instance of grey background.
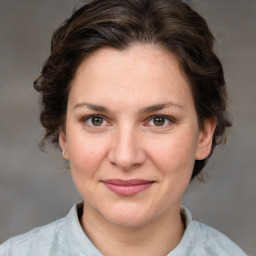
[0,0,255,254]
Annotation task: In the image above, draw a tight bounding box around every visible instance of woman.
[0,0,247,255]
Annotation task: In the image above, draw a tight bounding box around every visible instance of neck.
[80,203,185,256]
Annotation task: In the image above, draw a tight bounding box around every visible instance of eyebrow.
[72,102,184,114]
[138,102,184,114]
[73,102,109,113]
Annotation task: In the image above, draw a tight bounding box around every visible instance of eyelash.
[82,114,175,128]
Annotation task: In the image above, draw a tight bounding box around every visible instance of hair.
[34,0,232,180]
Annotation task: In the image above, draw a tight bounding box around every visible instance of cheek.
[67,134,109,201]
[67,133,108,178]
[149,132,198,176]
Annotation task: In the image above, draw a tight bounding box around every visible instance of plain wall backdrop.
[0,0,255,254]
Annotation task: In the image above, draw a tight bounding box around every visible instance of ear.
[59,127,69,160]
[195,118,217,160]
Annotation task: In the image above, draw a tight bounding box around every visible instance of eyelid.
[82,114,105,121]
[148,114,174,120]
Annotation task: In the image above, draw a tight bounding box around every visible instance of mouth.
[101,179,155,196]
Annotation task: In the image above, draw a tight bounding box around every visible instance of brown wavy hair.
[34,0,232,180]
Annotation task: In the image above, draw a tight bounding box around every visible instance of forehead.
[68,44,194,111]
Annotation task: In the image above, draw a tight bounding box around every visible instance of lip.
[102,179,155,196]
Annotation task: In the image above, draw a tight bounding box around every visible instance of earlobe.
[195,118,217,160]
[59,128,69,160]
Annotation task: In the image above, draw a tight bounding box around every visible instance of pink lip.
[102,179,154,196]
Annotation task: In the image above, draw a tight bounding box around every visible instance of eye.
[84,115,107,126]
[147,115,172,127]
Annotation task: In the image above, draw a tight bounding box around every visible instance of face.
[60,44,215,228]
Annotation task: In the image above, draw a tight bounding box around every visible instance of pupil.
[92,117,103,126]
[153,117,165,126]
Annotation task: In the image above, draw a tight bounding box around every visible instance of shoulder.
[0,217,67,256]
[190,221,248,256]
[173,207,248,256]
[0,203,103,256]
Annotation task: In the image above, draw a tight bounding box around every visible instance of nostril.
[108,147,146,170]
[108,128,146,169]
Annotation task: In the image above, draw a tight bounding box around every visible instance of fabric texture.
[0,203,247,256]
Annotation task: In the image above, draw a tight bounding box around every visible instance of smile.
[102,179,155,196]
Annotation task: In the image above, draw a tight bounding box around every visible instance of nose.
[108,125,146,170]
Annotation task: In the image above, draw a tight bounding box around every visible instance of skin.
[59,44,216,256]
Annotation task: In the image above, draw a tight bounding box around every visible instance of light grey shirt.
[0,203,247,256]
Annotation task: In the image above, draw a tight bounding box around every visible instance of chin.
[102,203,155,228]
